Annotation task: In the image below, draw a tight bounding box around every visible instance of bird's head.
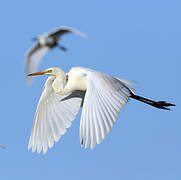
[28,67,67,93]
[28,67,65,77]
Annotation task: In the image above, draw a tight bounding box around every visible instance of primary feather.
[28,76,83,154]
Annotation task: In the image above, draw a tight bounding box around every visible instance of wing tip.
[60,26,88,38]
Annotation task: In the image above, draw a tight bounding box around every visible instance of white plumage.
[28,67,175,154]
[28,67,133,154]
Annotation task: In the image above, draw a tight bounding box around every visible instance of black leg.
[130,93,176,110]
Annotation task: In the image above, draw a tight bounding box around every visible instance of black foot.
[130,93,176,110]
[153,101,176,110]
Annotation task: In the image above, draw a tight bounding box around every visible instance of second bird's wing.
[28,77,83,154]
[80,71,132,149]
[25,43,50,85]
[49,26,88,38]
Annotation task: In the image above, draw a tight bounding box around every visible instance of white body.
[28,67,134,154]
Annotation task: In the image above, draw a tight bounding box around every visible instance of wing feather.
[25,44,50,85]
[28,76,83,154]
[48,26,88,38]
[80,71,132,149]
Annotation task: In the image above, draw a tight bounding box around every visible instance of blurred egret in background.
[25,26,88,84]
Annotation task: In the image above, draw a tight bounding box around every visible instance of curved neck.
[52,73,67,94]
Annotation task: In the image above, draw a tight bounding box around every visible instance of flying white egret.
[25,26,88,84]
[28,67,175,154]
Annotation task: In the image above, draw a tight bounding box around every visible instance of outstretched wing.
[80,71,132,149]
[48,26,88,38]
[25,43,50,85]
[28,76,83,154]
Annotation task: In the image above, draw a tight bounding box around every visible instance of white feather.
[26,44,49,85]
[80,70,131,149]
[28,76,82,154]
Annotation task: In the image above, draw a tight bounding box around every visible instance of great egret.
[28,67,175,154]
[25,26,88,84]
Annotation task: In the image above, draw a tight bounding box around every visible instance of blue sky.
[0,0,180,179]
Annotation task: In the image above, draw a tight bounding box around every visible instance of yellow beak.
[28,70,49,76]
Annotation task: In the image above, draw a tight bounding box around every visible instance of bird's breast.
[67,69,87,92]
[46,37,57,47]
[39,36,56,47]
[68,75,87,91]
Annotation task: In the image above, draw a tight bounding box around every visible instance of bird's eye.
[48,70,52,73]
